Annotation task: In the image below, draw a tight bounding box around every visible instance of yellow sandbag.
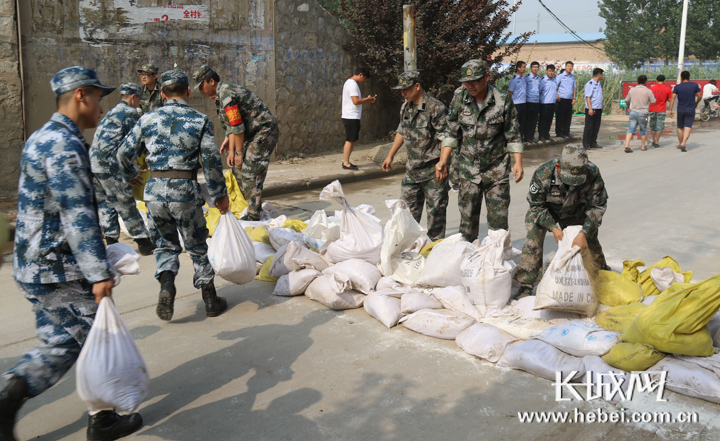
[204,206,222,237]
[621,259,644,282]
[595,303,647,333]
[636,256,692,297]
[622,275,720,356]
[255,255,278,282]
[595,270,644,307]
[245,226,270,244]
[283,220,308,233]
[132,169,151,201]
[420,238,443,258]
[136,201,147,211]
[204,171,249,236]
[602,342,665,371]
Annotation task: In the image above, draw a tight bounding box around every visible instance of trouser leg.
[514,103,528,142]
[8,280,96,397]
[99,174,150,240]
[515,222,547,286]
[400,180,425,224]
[169,200,215,288]
[146,201,182,280]
[582,109,594,147]
[236,129,277,221]
[93,176,120,241]
[422,178,449,241]
[484,177,510,231]
[591,111,602,145]
[458,179,484,242]
[525,102,539,140]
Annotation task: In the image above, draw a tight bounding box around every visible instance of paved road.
[2,129,720,440]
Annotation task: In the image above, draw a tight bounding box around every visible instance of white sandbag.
[507,296,583,322]
[641,295,658,306]
[460,229,520,317]
[273,269,321,296]
[650,267,685,293]
[400,309,475,340]
[320,180,383,264]
[388,252,425,286]
[582,355,629,403]
[456,323,519,363]
[364,291,403,328]
[432,286,482,322]
[535,320,621,357]
[106,243,141,286]
[497,340,585,381]
[534,225,596,316]
[267,215,288,228]
[208,212,257,285]
[709,313,720,340]
[415,234,477,287]
[322,258,382,294]
[302,209,341,243]
[409,234,430,253]
[380,199,425,282]
[270,241,327,278]
[303,235,326,253]
[673,352,720,377]
[253,241,276,264]
[649,358,720,404]
[76,297,149,413]
[356,204,376,216]
[376,276,414,294]
[305,273,366,310]
[267,227,305,251]
[400,292,444,315]
[481,315,556,340]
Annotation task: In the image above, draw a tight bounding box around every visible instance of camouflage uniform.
[392,71,449,240]
[515,145,609,287]
[444,60,523,242]
[193,65,278,221]
[90,82,151,241]
[137,63,165,115]
[117,70,227,289]
[9,67,115,397]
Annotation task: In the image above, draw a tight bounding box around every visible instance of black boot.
[105,237,119,246]
[0,374,29,441]
[156,271,176,321]
[201,282,227,318]
[86,410,142,441]
[134,238,156,256]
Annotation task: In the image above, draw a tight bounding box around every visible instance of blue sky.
[508,0,606,35]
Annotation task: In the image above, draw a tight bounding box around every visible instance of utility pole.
[677,0,689,84]
[403,4,416,71]
[513,0,517,34]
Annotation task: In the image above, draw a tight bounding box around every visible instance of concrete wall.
[273,0,398,156]
[501,41,610,66]
[0,0,24,201]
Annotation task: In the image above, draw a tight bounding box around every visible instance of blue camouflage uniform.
[117,70,227,288]
[90,82,151,241]
[8,67,115,397]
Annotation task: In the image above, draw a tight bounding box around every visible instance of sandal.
[341,163,359,171]
[641,147,647,151]
[624,148,633,153]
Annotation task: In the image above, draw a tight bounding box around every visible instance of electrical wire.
[535,0,606,54]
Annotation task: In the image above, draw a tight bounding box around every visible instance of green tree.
[686,0,720,64]
[333,0,529,101]
[600,0,657,69]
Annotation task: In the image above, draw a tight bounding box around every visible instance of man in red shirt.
[649,75,673,148]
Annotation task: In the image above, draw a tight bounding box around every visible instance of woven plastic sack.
[497,340,585,381]
[380,200,425,284]
[601,342,665,371]
[208,212,257,285]
[415,234,477,287]
[594,270,643,307]
[76,297,149,413]
[400,309,475,340]
[594,303,647,333]
[535,320,620,357]
[456,323,518,363]
[636,256,692,297]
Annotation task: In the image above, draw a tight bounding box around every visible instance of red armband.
[224,105,243,126]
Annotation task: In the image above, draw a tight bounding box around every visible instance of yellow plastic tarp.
[245,226,270,244]
[255,255,278,282]
[595,270,644,307]
[622,274,720,357]
[420,238,443,258]
[283,220,308,233]
[204,171,248,237]
[595,303,647,334]
[602,342,665,372]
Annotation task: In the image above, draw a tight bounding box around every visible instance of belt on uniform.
[149,170,198,180]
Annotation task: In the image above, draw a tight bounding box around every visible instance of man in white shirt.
[341,67,376,170]
[701,79,719,112]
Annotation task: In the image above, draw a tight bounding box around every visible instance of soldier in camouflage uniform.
[90,82,155,255]
[193,65,279,221]
[137,63,165,115]
[117,69,230,321]
[436,60,524,242]
[0,67,142,441]
[514,145,609,298]
[382,71,449,240]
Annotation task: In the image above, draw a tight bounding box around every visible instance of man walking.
[137,63,165,114]
[382,71,449,240]
[623,75,656,152]
[1,66,142,441]
[538,64,558,142]
[90,82,155,255]
[668,71,702,152]
[582,68,604,149]
[118,69,230,321]
[436,59,524,242]
[649,74,672,148]
[555,61,576,138]
[508,61,527,142]
[194,65,279,221]
[524,61,542,142]
[340,67,376,170]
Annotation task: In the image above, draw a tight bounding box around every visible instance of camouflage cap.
[160,69,189,89]
[50,66,115,97]
[391,71,422,89]
[119,82,143,96]
[192,64,217,90]
[559,145,588,186]
[459,59,489,82]
[137,64,159,75]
